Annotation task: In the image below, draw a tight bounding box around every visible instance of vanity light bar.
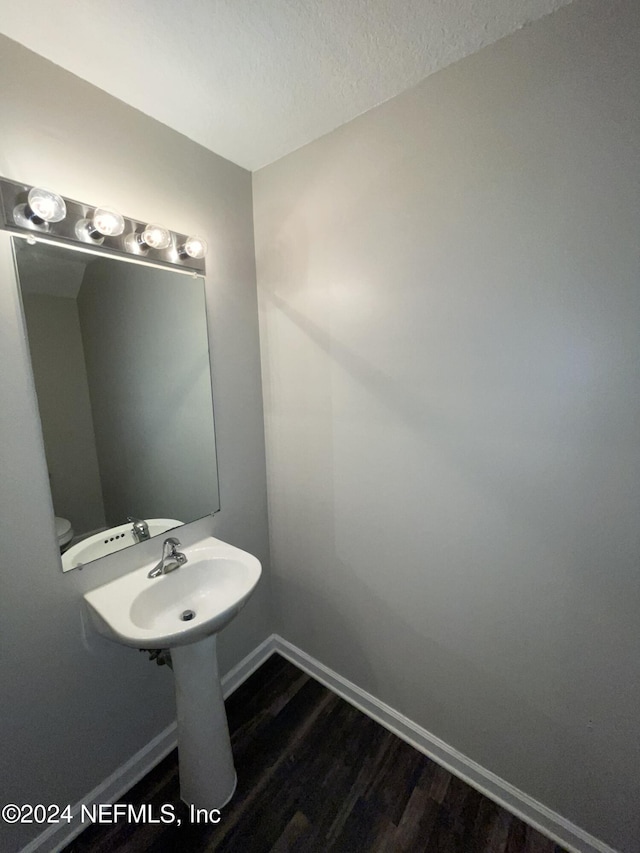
[0,177,208,275]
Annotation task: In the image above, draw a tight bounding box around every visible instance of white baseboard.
[272,635,619,853]
[19,722,178,853]
[19,634,278,853]
[221,633,278,698]
[20,632,618,853]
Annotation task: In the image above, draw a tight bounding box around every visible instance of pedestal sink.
[83,535,262,810]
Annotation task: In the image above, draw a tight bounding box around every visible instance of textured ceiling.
[0,0,573,170]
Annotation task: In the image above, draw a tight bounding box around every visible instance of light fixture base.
[0,177,206,275]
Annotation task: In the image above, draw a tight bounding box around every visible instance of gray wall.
[0,36,270,852]
[22,292,106,535]
[78,259,219,526]
[253,1,640,851]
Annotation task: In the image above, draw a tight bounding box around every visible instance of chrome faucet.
[148,537,188,578]
[128,516,150,542]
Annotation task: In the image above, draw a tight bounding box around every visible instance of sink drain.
[180,610,196,621]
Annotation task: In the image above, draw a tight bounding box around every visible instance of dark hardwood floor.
[64,654,567,853]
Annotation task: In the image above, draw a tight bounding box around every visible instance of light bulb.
[139,223,171,250]
[13,186,67,229]
[76,206,126,243]
[27,187,66,222]
[93,207,125,237]
[179,235,208,260]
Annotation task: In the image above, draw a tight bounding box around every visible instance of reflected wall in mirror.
[13,238,220,569]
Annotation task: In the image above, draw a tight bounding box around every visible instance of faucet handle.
[128,516,150,543]
[164,536,181,554]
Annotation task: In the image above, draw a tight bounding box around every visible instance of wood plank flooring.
[64,654,568,853]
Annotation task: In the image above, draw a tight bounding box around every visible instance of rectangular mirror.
[12,237,220,570]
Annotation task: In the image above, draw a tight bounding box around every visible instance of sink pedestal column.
[171,634,236,810]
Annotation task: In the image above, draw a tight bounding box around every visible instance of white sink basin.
[62,518,183,572]
[83,535,261,648]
